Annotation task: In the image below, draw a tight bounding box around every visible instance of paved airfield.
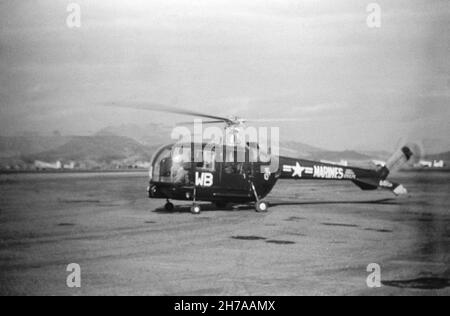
[0,171,449,295]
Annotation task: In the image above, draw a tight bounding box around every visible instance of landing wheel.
[191,204,201,215]
[164,202,174,211]
[255,201,269,213]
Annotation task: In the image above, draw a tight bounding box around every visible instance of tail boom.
[278,146,413,196]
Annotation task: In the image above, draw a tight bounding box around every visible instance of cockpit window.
[171,145,190,184]
[151,147,172,183]
[151,144,217,184]
[151,144,191,184]
[194,148,216,171]
[202,150,216,171]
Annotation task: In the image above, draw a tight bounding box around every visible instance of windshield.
[150,144,217,184]
[150,146,172,183]
[150,145,190,184]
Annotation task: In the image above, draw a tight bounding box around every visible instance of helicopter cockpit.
[149,143,217,185]
[150,144,186,184]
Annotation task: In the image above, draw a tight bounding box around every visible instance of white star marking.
[291,162,305,178]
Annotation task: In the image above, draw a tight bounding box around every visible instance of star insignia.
[292,162,305,178]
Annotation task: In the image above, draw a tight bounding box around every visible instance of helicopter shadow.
[269,198,399,207]
[153,204,255,214]
[153,198,398,214]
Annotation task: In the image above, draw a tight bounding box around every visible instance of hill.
[2,127,448,171]
[95,123,171,146]
[0,136,72,158]
[27,135,160,163]
[279,141,324,154]
[310,150,372,162]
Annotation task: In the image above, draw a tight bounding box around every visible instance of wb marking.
[195,172,213,187]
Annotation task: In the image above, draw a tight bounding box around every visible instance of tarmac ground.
[0,171,449,295]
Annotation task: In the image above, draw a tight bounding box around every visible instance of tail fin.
[377,146,413,180]
[352,146,413,195]
[377,146,413,195]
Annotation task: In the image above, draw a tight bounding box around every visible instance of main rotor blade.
[106,102,233,124]
[176,120,226,126]
[245,118,307,123]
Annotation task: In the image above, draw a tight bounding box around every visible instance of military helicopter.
[110,103,414,214]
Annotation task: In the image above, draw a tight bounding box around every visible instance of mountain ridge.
[0,128,449,170]
[26,135,160,163]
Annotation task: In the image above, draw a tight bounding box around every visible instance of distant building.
[133,161,151,169]
[34,160,62,170]
[416,160,433,168]
[34,160,78,170]
[63,162,75,169]
[433,160,444,168]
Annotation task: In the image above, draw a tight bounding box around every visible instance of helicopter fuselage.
[146,142,411,210]
[147,143,278,204]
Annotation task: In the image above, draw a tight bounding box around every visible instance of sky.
[0,0,449,152]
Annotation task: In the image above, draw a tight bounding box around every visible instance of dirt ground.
[0,171,449,296]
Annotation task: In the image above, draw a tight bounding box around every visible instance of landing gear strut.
[190,186,201,214]
[251,182,269,213]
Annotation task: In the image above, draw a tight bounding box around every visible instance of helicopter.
[109,103,414,214]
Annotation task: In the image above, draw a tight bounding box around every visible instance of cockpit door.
[217,146,252,198]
